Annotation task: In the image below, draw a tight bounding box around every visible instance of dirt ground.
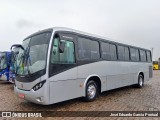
[0,70,160,120]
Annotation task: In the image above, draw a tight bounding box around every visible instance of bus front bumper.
[14,86,48,105]
[0,75,8,81]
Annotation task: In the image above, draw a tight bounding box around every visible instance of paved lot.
[0,71,160,120]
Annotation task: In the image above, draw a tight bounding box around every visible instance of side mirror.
[10,44,25,51]
[59,41,65,53]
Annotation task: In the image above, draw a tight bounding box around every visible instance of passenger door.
[48,33,78,103]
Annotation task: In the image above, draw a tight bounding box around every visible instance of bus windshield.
[0,52,7,70]
[16,32,51,75]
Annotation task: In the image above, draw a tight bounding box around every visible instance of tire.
[137,74,144,88]
[85,80,98,102]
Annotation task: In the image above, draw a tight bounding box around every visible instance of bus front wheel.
[85,80,98,102]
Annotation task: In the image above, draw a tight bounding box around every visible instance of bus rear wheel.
[85,80,98,102]
[137,74,144,88]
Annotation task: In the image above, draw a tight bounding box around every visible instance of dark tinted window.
[124,47,129,61]
[146,51,152,62]
[101,42,110,60]
[78,37,100,60]
[140,50,146,62]
[130,48,136,61]
[101,42,117,60]
[118,45,125,60]
[135,49,140,61]
[117,45,129,61]
[110,44,117,60]
[29,32,51,46]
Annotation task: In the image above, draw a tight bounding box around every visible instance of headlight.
[32,80,46,91]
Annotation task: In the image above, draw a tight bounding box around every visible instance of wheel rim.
[87,84,96,99]
[139,77,143,86]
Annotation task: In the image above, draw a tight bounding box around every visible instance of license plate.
[18,93,25,99]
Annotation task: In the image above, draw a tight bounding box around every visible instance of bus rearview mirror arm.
[11,44,25,51]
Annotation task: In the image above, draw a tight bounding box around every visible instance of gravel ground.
[0,70,160,120]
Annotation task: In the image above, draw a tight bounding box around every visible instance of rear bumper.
[14,86,48,105]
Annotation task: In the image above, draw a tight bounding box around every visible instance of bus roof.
[24,27,151,52]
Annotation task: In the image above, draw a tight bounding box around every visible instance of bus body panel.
[47,61,152,104]
[14,81,50,105]
[48,67,78,104]
[77,61,132,90]
[14,73,51,105]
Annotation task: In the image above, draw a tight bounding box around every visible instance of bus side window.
[140,50,147,62]
[51,37,75,64]
[51,37,60,63]
[60,40,75,63]
[135,49,140,61]
[117,45,125,61]
[146,51,152,62]
[101,42,110,60]
[110,44,117,60]
[130,48,136,61]
[124,47,129,61]
[78,37,100,60]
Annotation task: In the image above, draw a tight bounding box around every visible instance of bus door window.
[0,54,7,69]
[51,37,75,64]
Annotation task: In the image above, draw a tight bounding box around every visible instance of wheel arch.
[138,71,144,79]
[83,74,102,94]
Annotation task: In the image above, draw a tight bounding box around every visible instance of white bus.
[13,27,153,105]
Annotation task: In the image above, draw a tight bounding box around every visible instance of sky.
[0,0,160,60]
